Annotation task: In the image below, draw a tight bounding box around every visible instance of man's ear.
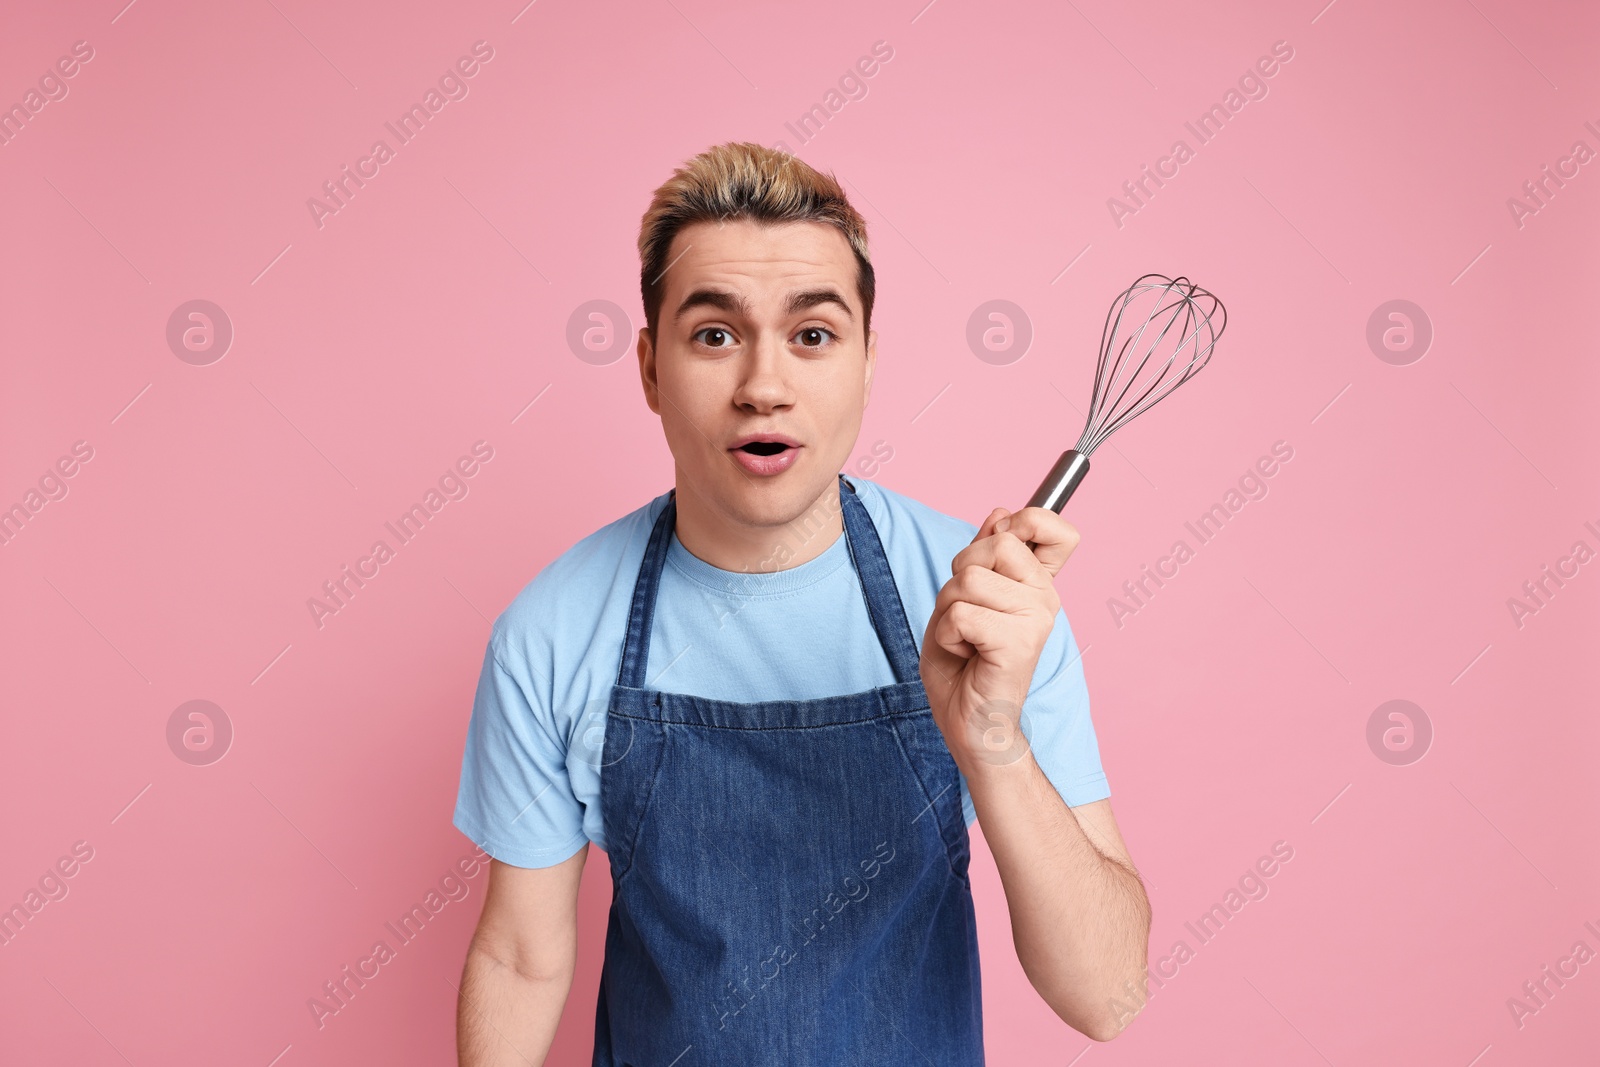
[638,327,660,415]
[862,327,878,408]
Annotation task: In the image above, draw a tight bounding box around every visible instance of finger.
[922,577,962,659]
[933,600,1039,672]
[948,531,1056,590]
[923,590,975,660]
[973,507,1009,544]
[924,564,1056,670]
[998,507,1080,576]
[919,633,963,683]
[932,560,1047,620]
[929,620,976,661]
[918,622,966,689]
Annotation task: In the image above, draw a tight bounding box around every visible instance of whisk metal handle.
[1026,449,1091,513]
[1021,449,1091,552]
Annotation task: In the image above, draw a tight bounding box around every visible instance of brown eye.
[796,327,834,348]
[694,327,732,348]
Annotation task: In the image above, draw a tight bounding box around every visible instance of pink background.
[3,0,1596,1063]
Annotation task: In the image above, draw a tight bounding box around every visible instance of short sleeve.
[452,638,589,869]
[961,606,1110,825]
[1026,607,1110,805]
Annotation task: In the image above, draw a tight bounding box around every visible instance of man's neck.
[671,474,845,575]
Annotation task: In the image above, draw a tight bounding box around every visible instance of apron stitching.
[839,483,924,688]
[609,722,669,886]
[882,715,966,884]
[605,708,929,731]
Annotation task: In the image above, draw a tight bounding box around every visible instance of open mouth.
[729,437,801,475]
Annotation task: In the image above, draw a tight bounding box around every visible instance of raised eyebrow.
[786,288,854,321]
[674,288,751,323]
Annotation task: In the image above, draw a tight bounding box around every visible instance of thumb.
[976,507,1010,542]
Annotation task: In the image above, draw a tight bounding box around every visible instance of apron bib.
[595,474,984,1065]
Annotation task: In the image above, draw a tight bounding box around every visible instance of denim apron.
[595,474,984,1065]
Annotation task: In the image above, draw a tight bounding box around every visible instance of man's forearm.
[964,752,1151,1041]
[456,942,571,1066]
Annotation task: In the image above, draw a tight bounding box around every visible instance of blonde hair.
[637,142,874,339]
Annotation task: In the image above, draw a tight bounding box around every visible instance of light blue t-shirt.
[453,474,1109,869]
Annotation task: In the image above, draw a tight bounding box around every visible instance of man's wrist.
[957,742,1045,804]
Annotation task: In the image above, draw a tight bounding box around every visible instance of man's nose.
[733,331,793,411]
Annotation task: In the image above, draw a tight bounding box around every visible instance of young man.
[452,142,1151,1065]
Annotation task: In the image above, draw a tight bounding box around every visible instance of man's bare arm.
[967,771,1151,1041]
[457,848,587,1066]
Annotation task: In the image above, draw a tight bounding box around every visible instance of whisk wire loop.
[1074,274,1225,456]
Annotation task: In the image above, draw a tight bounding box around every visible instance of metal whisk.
[1026,273,1226,519]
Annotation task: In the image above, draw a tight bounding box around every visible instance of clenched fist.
[919,506,1080,776]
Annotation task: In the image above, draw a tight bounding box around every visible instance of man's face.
[638,218,876,530]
